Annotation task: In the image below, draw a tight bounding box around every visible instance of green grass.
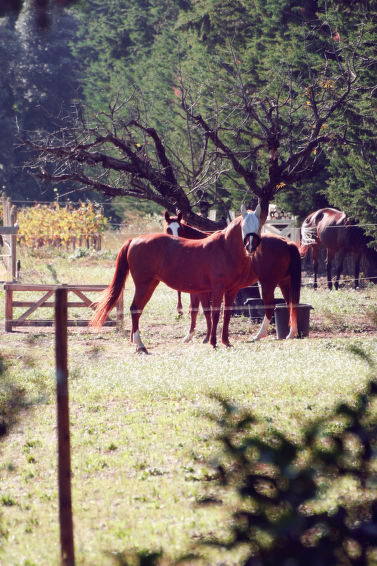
[0,238,377,565]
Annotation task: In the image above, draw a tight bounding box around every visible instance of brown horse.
[164,212,302,343]
[164,211,211,321]
[164,211,213,342]
[300,208,377,289]
[90,207,263,352]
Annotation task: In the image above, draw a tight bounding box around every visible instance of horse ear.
[240,204,247,217]
[178,211,183,222]
[164,211,170,222]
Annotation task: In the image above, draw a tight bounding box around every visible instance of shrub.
[111,348,377,566]
[203,349,377,565]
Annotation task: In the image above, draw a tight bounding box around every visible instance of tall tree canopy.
[1,0,375,241]
[0,0,81,202]
[23,0,377,240]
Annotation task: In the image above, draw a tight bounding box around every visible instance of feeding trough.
[245,297,286,323]
[232,284,261,317]
[274,303,313,339]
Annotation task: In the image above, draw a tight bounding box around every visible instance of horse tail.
[299,210,320,258]
[90,239,131,329]
[298,243,310,259]
[288,242,302,328]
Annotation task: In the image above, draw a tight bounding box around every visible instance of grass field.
[1,234,377,565]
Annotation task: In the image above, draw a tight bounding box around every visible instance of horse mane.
[300,208,344,255]
[180,221,210,239]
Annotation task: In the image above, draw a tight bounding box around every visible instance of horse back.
[127,231,248,293]
[180,222,209,239]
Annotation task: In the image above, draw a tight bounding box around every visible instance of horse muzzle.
[244,233,261,254]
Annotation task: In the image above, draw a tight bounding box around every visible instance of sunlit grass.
[1,327,376,565]
[0,233,377,565]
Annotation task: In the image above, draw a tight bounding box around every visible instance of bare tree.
[23,24,374,230]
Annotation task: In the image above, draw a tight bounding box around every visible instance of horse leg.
[312,246,319,290]
[279,279,298,339]
[209,288,224,348]
[130,280,159,354]
[221,289,238,347]
[177,291,183,317]
[334,251,345,290]
[326,249,334,290]
[183,293,212,343]
[251,284,275,341]
[354,254,361,289]
[201,293,212,343]
[183,294,199,343]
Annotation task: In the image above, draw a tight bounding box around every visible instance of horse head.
[164,210,183,236]
[241,204,262,255]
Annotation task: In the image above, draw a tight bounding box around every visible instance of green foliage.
[177,0,377,227]
[2,0,376,231]
[204,356,377,565]
[0,2,83,202]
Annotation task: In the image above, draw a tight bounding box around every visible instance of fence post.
[55,288,75,566]
[10,204,17,280]
[1,193,19,281]
[5,286,13,332]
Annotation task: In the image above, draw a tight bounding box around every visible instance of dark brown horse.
[300,208,377,289]
[90,207,264,352]
[164,211,302,344]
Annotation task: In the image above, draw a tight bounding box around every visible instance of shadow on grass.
[108,346,377,566]
[0,354,28,439]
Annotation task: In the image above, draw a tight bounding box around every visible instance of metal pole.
[55,288,75,566]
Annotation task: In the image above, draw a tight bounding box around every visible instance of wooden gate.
[262,205,300,243]
[4,283,123,332]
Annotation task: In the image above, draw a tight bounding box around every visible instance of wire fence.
[7,200,377,230]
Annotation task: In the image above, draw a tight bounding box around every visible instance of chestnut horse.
[164,212,301,343]
[90,206,263,352]
[300,208,376,289]
[164,211,213,342]
[164,210,211,321]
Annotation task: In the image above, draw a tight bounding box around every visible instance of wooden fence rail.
[4,283,123,332]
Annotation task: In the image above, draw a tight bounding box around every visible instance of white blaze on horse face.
[166,221,180,236]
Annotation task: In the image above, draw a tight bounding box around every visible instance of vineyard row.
[2,202,107,250]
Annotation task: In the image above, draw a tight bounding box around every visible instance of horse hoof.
[183,332,194,343]
[285,332,298,340]
[202,337,209,344]
[136,346,149,354]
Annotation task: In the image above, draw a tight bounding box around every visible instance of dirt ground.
[2,306,377,360]
[2,272,377,356]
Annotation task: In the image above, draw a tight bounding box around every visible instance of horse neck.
[180,222,208,239]
[223,216,245,256]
